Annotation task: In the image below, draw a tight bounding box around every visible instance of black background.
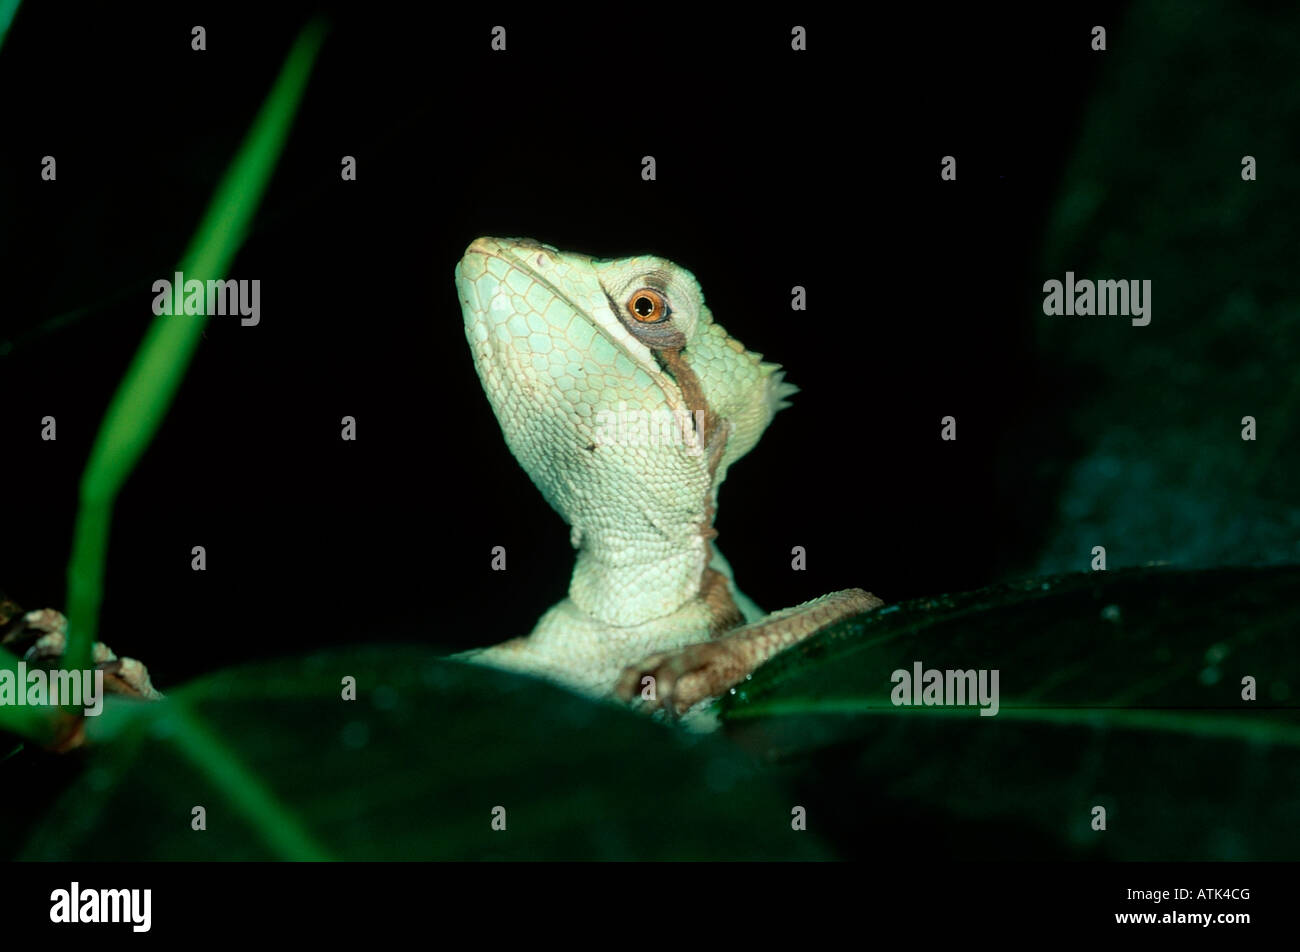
[1,3,1120,687]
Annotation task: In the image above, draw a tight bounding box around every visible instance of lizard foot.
[615,640,747,718]
[1,599,163,701]
[616,587,884,717]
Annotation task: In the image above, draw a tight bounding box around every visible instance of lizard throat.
[654,348,725,474]
[654,347,744,636]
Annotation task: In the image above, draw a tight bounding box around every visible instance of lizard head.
[455,236,795,624]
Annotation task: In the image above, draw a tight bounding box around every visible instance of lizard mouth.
[456,236,692,415]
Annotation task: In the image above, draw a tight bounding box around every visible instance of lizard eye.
[627,289,670,323]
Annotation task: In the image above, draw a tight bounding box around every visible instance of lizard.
[454,236,882,718]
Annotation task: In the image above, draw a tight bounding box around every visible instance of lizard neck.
[567,347,742,630]
[568,527,711,627]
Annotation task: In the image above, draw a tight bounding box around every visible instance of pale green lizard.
[455,237,882,716]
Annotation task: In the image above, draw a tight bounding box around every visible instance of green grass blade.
[0,0,20,57]
[165,706,334,861]
[63,19,326,672]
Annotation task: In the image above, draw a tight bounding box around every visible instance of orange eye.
[626,288,669,323]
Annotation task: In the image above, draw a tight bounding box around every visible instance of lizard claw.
[616,640,747,717]
[2,603,163,702]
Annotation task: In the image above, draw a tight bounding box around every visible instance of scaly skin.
[455,237,881,715]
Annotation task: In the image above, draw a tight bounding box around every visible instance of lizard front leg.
[615,587,883,716]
